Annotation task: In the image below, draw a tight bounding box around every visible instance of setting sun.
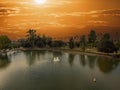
[35,0,46,4]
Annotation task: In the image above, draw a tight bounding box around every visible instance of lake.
[0,50,120,90]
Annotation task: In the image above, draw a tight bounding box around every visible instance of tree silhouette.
[80,35,86,52]
[88,30,97,48]
[88,30,97,43]
[97,33,118,53]
[26,29,37,47]
[35,35,44,48]
[69,37,75,49]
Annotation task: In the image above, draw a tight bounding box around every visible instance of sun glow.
[35,0,46,4]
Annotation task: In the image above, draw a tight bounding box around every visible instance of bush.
[0,35,11,49]
[97,40,118,53]
[51,40,65,47]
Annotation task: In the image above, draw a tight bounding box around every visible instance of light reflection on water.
[0,50,120,90]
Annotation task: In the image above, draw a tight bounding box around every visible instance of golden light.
[35,0,46,4]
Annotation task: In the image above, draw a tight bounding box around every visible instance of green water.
[0,50,120,90]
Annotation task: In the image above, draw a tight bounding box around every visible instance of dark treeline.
[18,29,66,48]
[0,29,120,53]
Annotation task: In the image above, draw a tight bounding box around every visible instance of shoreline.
[18,48,120,58]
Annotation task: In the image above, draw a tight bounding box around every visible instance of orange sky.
[0,0,120,40]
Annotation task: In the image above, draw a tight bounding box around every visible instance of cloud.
[49,9,120,17]
[47,9,120,27]
[99,9,120,17]
[101,9,120,14]
[88,21,108,26]
[0,7,20,16]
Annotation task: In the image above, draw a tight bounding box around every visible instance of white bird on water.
[53,57,60,62]
[93,78,97,82]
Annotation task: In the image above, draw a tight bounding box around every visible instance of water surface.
[0,50,120,90]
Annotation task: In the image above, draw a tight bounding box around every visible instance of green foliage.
[103,33,110,40]
[0,35,11,49]
[19,38,32,48]
[51,40,65,47]
[35,36,44,48]
[42,35,47,47]
[80,35,86,44]
[19,29,54,48]
[18,28,119,54]
[46,37,52,47]
[88,30,97,43]
[115,40,120,50]
[75,42,80,48]
[97,40,117,53]
[26,29,37,47]
[69,37,75,49]
[97,33,118,53]
[80,35,86,52]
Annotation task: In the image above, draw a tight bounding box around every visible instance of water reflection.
[87,55,97,69]
[68,54,75,66]
[53,51,62,57]
[24,50,46,66]
[79,55,86,67]
[79,55,97,68]
[0,55,11,69]
[0,51,120,90]
[97,57,120,73]
[69,53,120,73]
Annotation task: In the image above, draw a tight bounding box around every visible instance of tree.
[0,35,11,49]
[88,30,97,48]
[42,35,47,47]
[88,30,97,43]
[103,33,110,40]
[18,39,31,48]
[80,35,86,52]
[11,41,20,48]
[51,40,65,47]
[26,29,36,47]
[97,33,118,53]
[69,37,74,49]
[114,32,120,51]
[75,42,80,48]
[46,37,52,47]
[115,40,120,51]
[35,35,44,48]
